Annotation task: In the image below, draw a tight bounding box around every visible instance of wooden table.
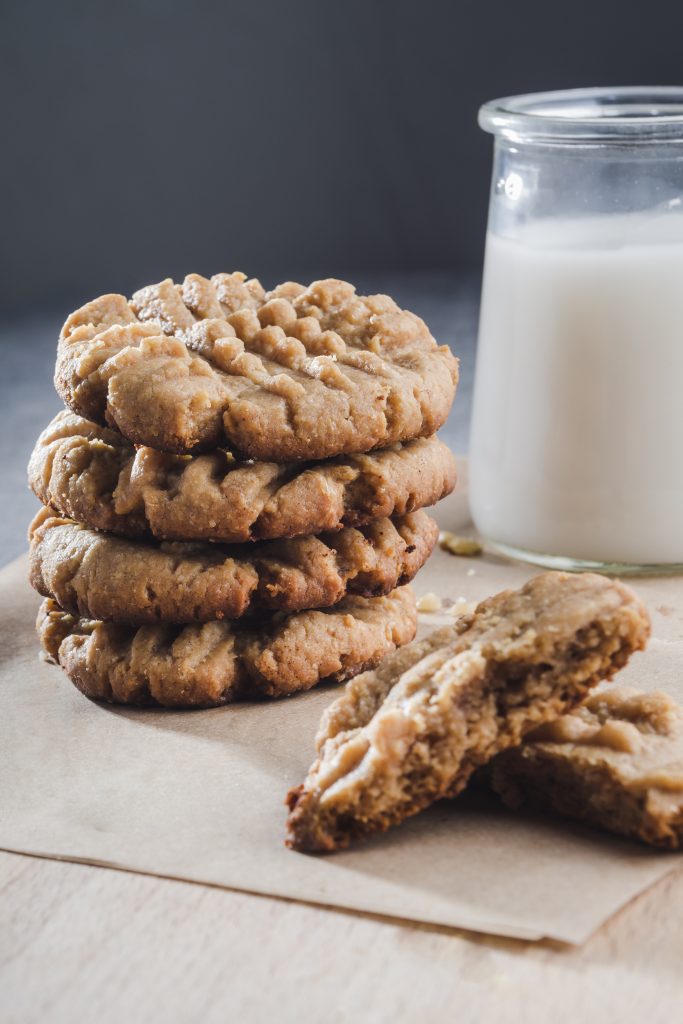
[2,850,682,1022]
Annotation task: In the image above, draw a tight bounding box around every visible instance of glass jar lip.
[479,87,683,143]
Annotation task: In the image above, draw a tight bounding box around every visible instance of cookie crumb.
[416,592,443,613]
[447,597,476,617]
[439,531,483,557]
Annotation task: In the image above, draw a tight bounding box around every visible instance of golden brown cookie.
[28,410,457,542]
[37,587,417,708]
[54,274,458,460]
[491,686,683,849]
[29,506,437,624]
[285,572,650,852]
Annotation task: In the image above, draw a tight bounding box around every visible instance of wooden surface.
[2,849,683,1022]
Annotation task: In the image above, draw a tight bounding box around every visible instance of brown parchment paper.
[1,464,682,944]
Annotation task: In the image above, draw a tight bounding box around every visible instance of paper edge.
[5,838,675,946]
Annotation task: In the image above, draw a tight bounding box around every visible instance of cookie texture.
[37,587,417,708]
[29,410,457,542]
[285,572,650,852]
[29,506,436,624]
[54,274,458,460]
[491,686,683,849]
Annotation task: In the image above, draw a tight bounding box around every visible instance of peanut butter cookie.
[37,587,417,708]
[29,507,437,624]
[285,572,650,852]
[491,686,683,849]
[54,275,458,460]
[29,410,456,542]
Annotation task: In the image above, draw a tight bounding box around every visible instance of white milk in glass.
[469,212,683,566]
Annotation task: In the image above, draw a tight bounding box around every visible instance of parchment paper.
[2,466,682,944]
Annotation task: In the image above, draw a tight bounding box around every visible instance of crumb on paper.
[418,593,476,617]
[439,531,483,557]
[467,568,476,577]
[416,592,443,613]
[447,597,476,617]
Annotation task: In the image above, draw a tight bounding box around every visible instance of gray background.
[2,0,682,561]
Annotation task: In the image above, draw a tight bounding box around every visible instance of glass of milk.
[470,87,683,573]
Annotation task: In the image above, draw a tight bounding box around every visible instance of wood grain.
[2,850,682,1023]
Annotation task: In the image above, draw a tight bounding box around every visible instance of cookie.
[285,572,650,852]
[37,587,417,708]
[28,410,457,543]
[54,274,458,460]
[491,686,683,849]
[29,506,437,624]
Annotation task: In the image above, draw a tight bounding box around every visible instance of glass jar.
[469,87,683,574]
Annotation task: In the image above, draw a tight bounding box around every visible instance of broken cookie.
[491,686,683,849]
[285,572,650,852]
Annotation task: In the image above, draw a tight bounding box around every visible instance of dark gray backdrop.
[3,0,683,314]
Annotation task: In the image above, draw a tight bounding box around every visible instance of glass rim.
[479,87,683,143]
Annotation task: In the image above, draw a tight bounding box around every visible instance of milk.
[469,213,683,566]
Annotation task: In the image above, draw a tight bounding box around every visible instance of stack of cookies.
[27,274,458,708]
